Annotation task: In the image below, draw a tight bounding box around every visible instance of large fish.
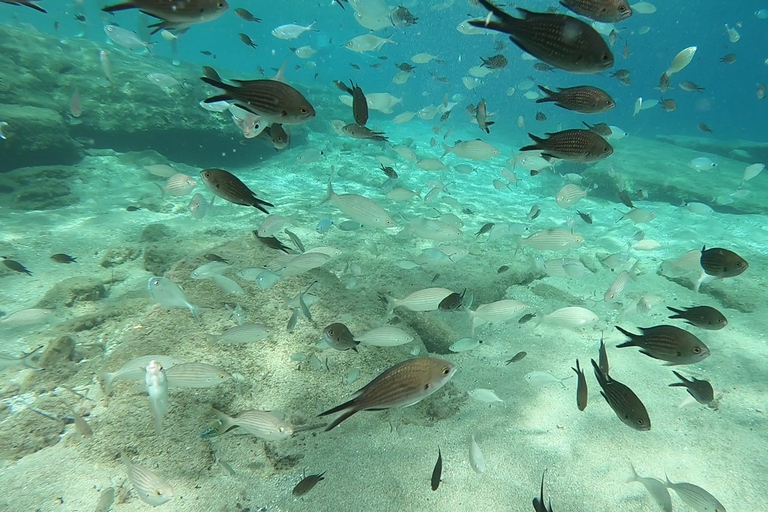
[102,0,228,24]
[319,357,456,430]
[469,0,613,74]
[201,76,315,125]
[591,359,650,431]
[200,168,273,214]
[615,325,710,365]
[520,129,613,162]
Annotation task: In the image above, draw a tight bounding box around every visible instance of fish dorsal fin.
[274,57,290,83]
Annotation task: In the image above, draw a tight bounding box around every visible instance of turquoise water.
[1,1,767,511]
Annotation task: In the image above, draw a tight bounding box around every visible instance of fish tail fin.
[590,358,608,386]
[201,76,232,92]
[666,306,682,317]
[627,462,639,483]
[154,182,165,199]
[323,408,358,431]
[476,0,516,23]
[519,133,545,153]
[274,57,290,82]
[440,143,452,157]
[318,399,359,430]
[535,85,555,103]
[99,372,114,395]
[382,294,397,315]
[101,3,135,13]
[213,408,236,434]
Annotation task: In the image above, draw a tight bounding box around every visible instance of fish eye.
[442,367,450,375]
[278,426,285,432]
[694,347,701,353]
[218,1,225,7]
[637,418,645,425]
[619,6,627,12]
[602,53,611,61]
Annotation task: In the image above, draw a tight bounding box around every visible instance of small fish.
[316,219,334,233]
[1,256,32,276]
[518,313,536,324]
[591,359,651,431]
[536,85,615,113]
[700,246,748,278]
[201,168,272,213]
[322,323,359,352]
[719,53,736,64]
[576,211,592,224]
[476,99,494,134]
[50,253,76,263]
[120,452,174,506]
[498,265,510,274]
[145,360,168,435]
[319,358,456,430]
[234,7,260,22]
[254,233,291,253]
[698,123,713,133]
[239,33,257,48]
[525,371,570,387]
[467,388,505,405]
[480,54,508,69]
[188,193,213,219]
[668,371,714,404]
[470,0,614,74]
[354,326,414,347]
[616,325,710,365]
[438,291,465,312]
[572,359,588,411]
[520,129,613,162]
[431,447,442,491]
[293,471,326,497]
[535,111,547,121]
[271,21,318,40]
[469,434,486,474]
[287,308,298,332]
[213,324,270,344]
[69,406,93,439]
[667,305,727,330]
[214,409,293,440]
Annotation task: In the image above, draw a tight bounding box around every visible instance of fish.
[520,129,613,162]
[665,477,727,512]
[505,351,527,364]
[467,388,505,405]
[165,362,231,388]
[559,0,632,22]
[103,25,153,51]
[145,360,168,435]
[476,99,494,134]
[659,97,676,112]
[239,33,257,48]
[572,360,588,411]
[525,371,571,387]
[438,291,466,312]
[322,323,359,352]
[431,447,442,491]
[147,276,202,322]
[339,80,368,126]
[285,229,304,253]
[272,21,317,40]
[200,168,272,213]
[161,173,197,197]
[323,171,394,228]
[50,253,76,263]
[598,335,609,375]
[470,0,614,74]
[1,256,32,276]
[615,325,710,365]
[187,193,213,219]
[213,324,270,344]
[576,211,592,224]
[667,305,727,330]
[94,487,115,512]
[214,409,293,440]
[659,72,670,92]
[667,46,697,75]
[536,85,615,113]
[99,355,182,395]
[719,53,736,64]
[680,81,704,93]
[469,434,486,474]
[533,470,554,512]
[103,0,227,33]
[319,357,457,430]
[383,287,454,313]
[201,76,315,125]
[120,452,174,506]
[583,121,612,136]
[627,464,672,512]
[591,359,651,431]
[1,0,46,12]
[234,7,260,22]
[480,54,508,69]
[254,233,292,253]
[342,123,388,141]
[700,246,748,278]
[668,371,714,405]
[0,345,43,371]
[518,313,535,324]
[354,327,414,347]
[293,471,326,497]
[519,229,584,251]
[442,139,500,160]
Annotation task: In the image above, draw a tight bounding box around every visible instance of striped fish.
[323,173,395,229]
[383,287,453,313]
[615,324,710,365]
[521,129,613,162]
[165,362,231,388]
[627,464,672,512]
[201,76,315,125]
[665,477,726,512]
[520,229,584,251]
[591,359,650,431]
[121,452,174,506]
[214,409,293,440]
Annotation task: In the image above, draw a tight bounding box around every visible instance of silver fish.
[148,276,202,322]
[120,452,174,506]
[212,323,270,344]
[627,464,672,512]
[319,357,456,430]
[665,477,727,512]
[145,360,168,435]
[165,362,231,388]
[214,409,293,440]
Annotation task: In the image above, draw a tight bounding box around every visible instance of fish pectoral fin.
[322,408,359,431]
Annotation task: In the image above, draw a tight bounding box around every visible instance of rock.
[140,223,174,243]
[100,246,141,268]
[0,104,82,172]
[0,165,79,210]
[35,277,107,309]
[38,335,75,368]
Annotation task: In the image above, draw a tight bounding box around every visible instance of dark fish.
[238,33,257,48]
[680,81,704,93]
[615,325,710,365]
[201,77,316,125]
[431,447,442,491]
[284,229,304,253]
[576,210,592,224]
[591,358,651,431]
[497,265,510,274]
[697,123,713,133]
[126,205,141,211]
[322,323,359,352]
[533,62,555,72]
[582,121,612,137]
[659,72,670,92]
[234,7,260,22]
[610,68,631,85]
[254,232,291,253]
[520,129,613,162]
[200,50,214,57]
[204,253,229,264]
[292,471,326,497]
[392,5,418,27]
[476,99,494,134]
[668,371,714,404]
[719,53,736,64]
[598,334,609,375]
[506,351,527,364]
[438,290,465,312]
[659,97,676,112]
[518,313,536,325]
[559,0,632,22]
[200,168,273,214]
[480,54,508,69]
[1,257,32,276]
[470,0,614,74]
[318,358,456,431]
[536,85,615,113]
[349,63,360,70]
[700,246,748,278]
[396,62,416,72]
[332,80,349,92]
[475,222,494,236]
[102,0,228,24]
[533,470,554,512]
[1,0,47,12]
[202,66,222,81]
[535,111,547,121]
[50,253,76,264]
[380,164,398,179]
[572,359,588,411]
[667,305,727,330]
[74,14,86,22]
[341,123,387,142]
[617,191,634,208]
[348,81,369,126]
[286,308,298,332]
